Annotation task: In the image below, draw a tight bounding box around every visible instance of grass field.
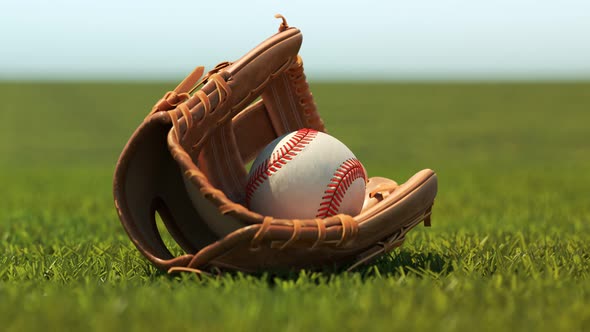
[1,81,589,331]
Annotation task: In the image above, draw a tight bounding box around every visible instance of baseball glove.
[113,15,438,274]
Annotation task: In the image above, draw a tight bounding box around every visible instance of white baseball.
[245,128,367,219]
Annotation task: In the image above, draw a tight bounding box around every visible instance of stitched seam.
[245,128,318,207]
[316,158,367,219]
[286,59,322,129]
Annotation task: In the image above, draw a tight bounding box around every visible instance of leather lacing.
[287,57,324,130]
[167,73,231,144]
[274,14,289,32]
[148,62,232,145]
[368,183,400,200]
[167,266,213,277]
[148,66,205,118]
[151,91,190,114]
[250,214,358,250]
[158,14,358,275]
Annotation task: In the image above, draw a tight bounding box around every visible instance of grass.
[0,81,589,331]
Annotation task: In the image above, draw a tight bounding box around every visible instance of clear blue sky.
[1,0,589,80]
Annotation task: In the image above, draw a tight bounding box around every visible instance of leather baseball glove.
[113,15,438,274]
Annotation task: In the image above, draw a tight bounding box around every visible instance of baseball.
[245,128,367,219]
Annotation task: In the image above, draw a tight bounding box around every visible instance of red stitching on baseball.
[316,158,367,219]
[245,128,318,207]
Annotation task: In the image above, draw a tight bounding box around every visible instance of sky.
[1,0,589,81]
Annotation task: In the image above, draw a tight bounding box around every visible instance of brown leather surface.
[113,17,438,273]
[113,112,219,270]
[232,100,276,163]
